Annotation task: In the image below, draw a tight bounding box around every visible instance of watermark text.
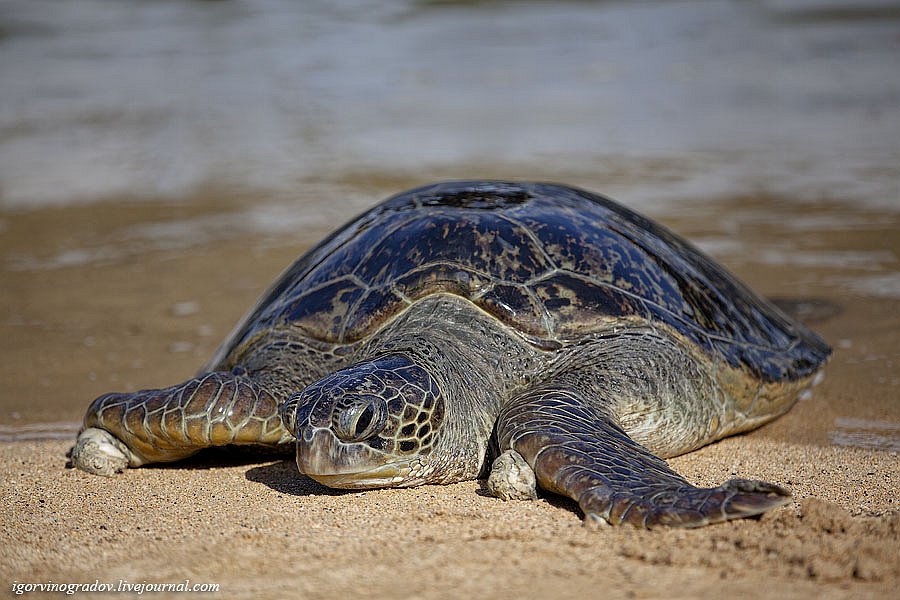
[11,579,219,595]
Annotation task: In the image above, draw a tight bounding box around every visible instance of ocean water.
[2,0,898,210]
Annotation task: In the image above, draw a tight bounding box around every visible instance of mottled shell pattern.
[220,181,829,383]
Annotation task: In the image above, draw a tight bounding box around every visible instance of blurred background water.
[0,0,898,451]
[2,0,899,212]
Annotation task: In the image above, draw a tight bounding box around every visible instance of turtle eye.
[333,396,387,443]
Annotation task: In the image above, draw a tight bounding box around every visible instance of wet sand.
[1,189,899,598]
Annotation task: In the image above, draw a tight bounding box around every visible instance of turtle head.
[282,355,448,489]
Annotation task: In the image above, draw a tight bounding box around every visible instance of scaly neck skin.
[358,294,541,482]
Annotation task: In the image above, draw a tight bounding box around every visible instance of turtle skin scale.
[71,181,831,528]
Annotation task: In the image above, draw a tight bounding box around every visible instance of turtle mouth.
[296,426,411,489]
[308,463,412,489]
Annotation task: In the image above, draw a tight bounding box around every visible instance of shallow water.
[1,0,898,454]
[3,0,899,210]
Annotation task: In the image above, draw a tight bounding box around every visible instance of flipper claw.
[70,427,136,476]
[487,449,538,501]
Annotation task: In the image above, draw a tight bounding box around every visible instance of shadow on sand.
[244,459,351,497]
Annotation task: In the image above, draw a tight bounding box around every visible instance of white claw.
[583,513,612,530]
[487,449,538,501]
[70,427,133,476]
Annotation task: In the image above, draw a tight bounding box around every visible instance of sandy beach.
[1,190,899,600]
[2,436,897,599]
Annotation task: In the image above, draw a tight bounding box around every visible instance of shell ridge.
[274,273,371,319]
[494,212,560,272]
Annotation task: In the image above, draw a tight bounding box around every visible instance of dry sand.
[2,438,897,599]
[2,194,899,599]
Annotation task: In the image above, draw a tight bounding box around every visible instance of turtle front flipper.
[70,370,290,476]
[490,385,791,528]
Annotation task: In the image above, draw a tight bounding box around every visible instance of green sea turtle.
[70,181,831,528]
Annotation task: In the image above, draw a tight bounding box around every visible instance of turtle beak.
[295,426,411,489]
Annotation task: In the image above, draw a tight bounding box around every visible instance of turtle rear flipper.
[70,370,290,476]
[492,385,791,528]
